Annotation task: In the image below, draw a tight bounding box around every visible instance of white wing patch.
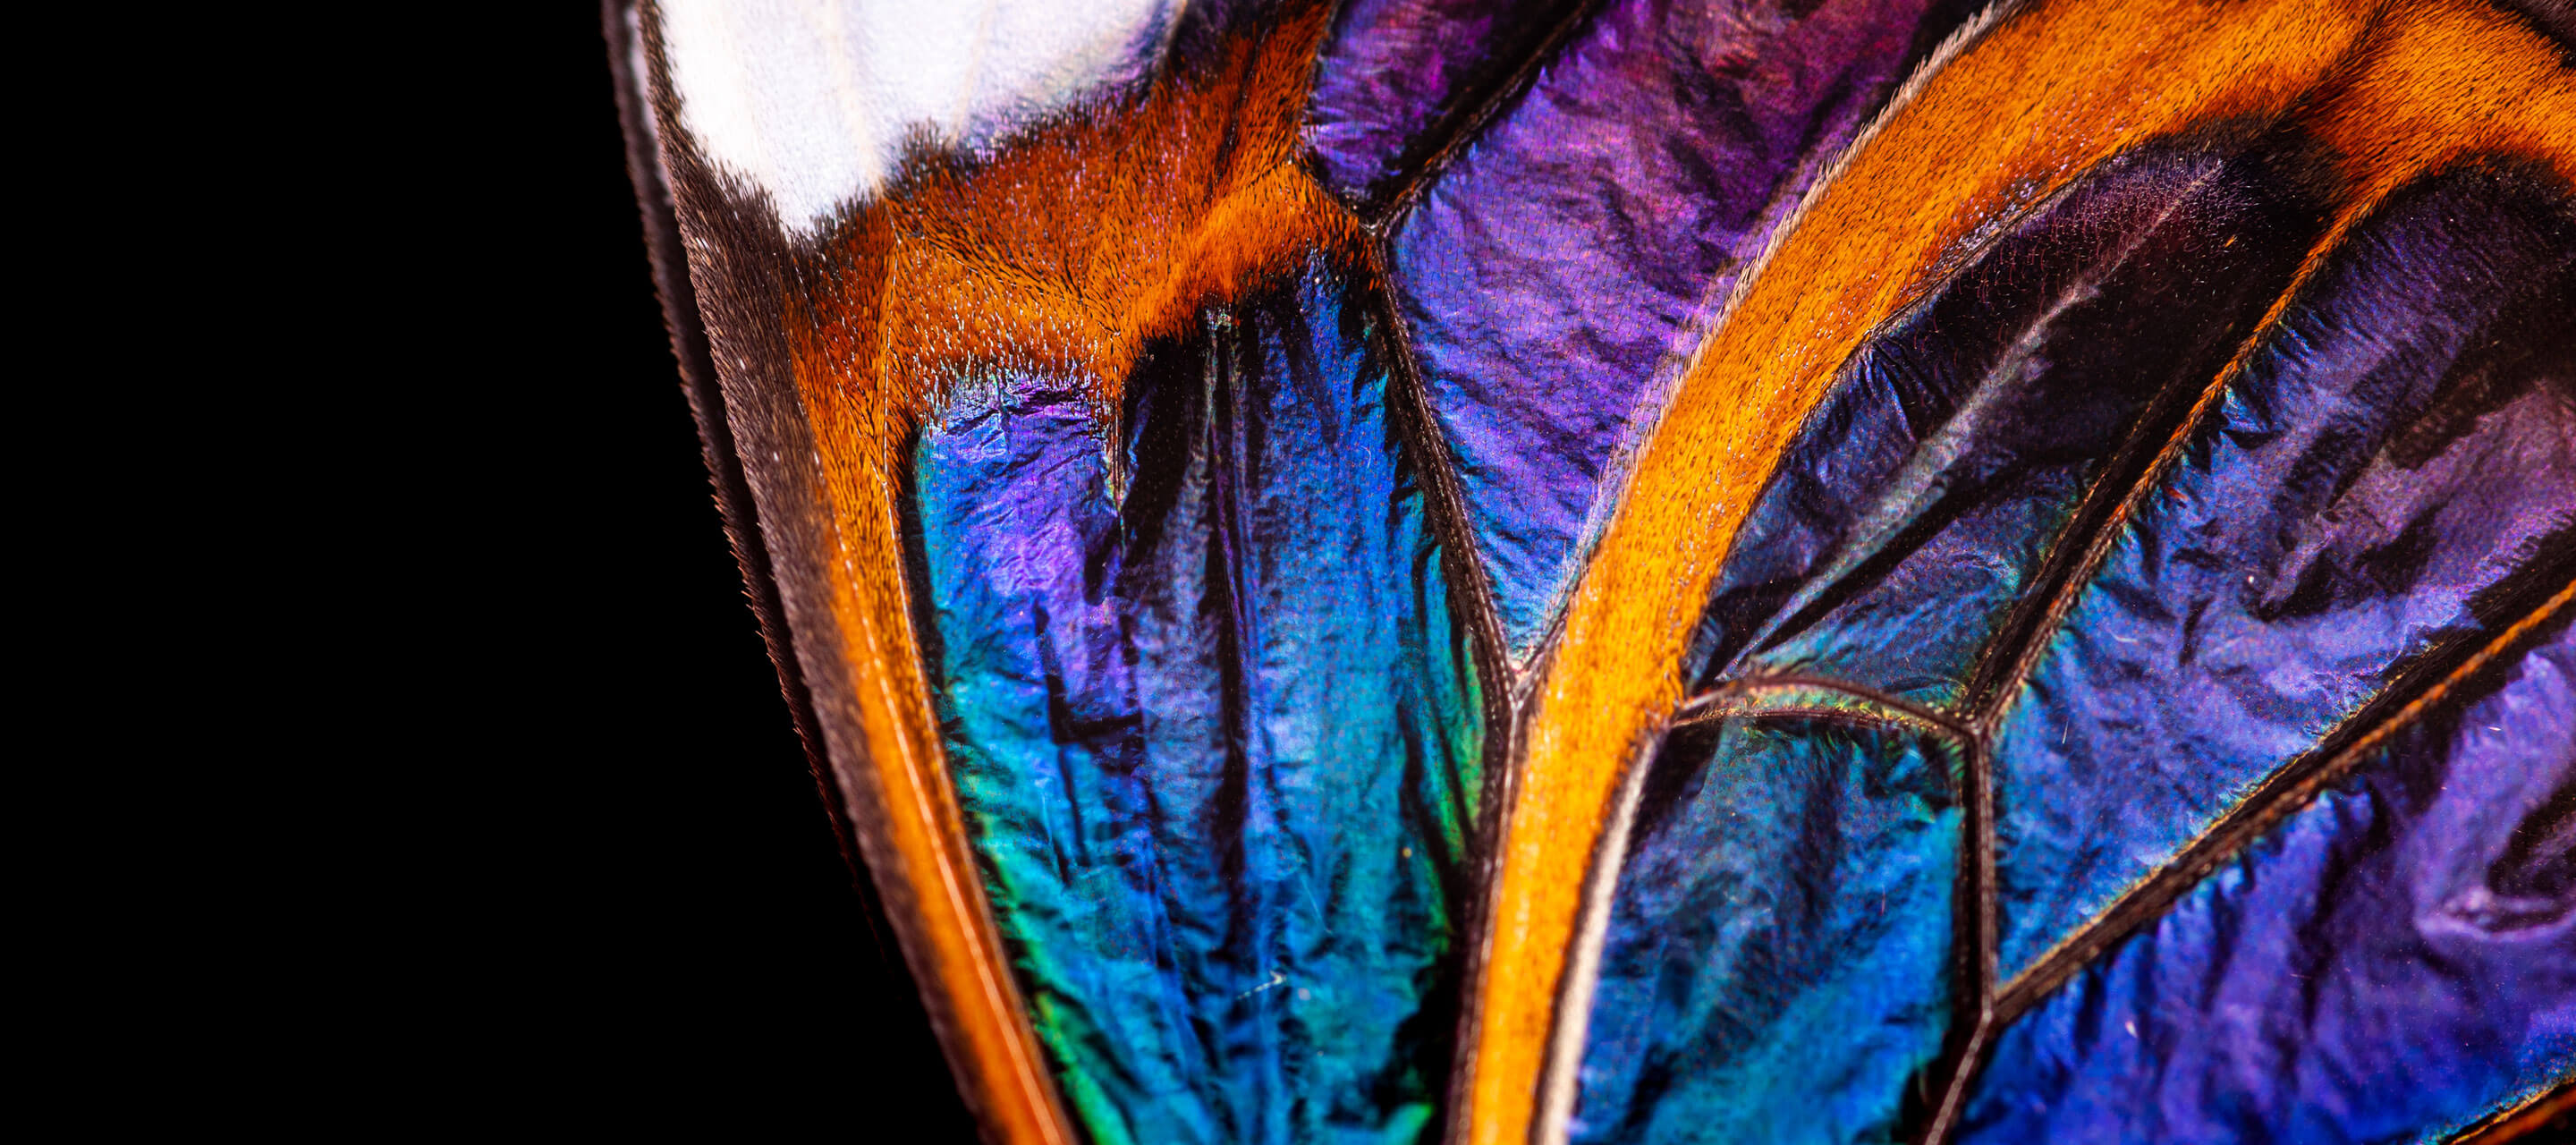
[657,0,1187,237]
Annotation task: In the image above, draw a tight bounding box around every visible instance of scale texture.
[612,0,2576,1141]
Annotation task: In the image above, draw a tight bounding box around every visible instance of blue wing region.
[1960,619,2576,1142]
[1572,711,1963,1145]
[1681,138,2322,708]
[1575,146,2572,1140]
[909,256,1484,1145]
[1987,161,2576,980]
[1564,136,2320,1145]
[1302,0,1583,211]
[1382,0,1964,659]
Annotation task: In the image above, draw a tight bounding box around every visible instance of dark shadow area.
[393,7,980,1137]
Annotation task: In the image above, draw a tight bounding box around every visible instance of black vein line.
[1911,141,2567,1127]
[1915,732,1998,1145]
[1950,327,2229,728]
[1916,572,2575,1142]
[1362,233,1513,709]
[1672,673,1994,1145]
[1675,674,1977,742]
[1941,0,2429,738]
[1671,671,1996,1145]
[1915,1019,1994,1145]
[1367,244,1516,821]
[1990,577,2574,1026]
[1358,230,1522,1145]
[1552,672,1983,1145]
[1957,250,2314,745]
[1925,507,2572,1139]
[2450,1075,2576,1143]
[1897,183,2234,1142]
[1369,0,1610,229]
[1908,201,2353,1141]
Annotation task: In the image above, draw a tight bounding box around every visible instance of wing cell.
[1963,612,2575,1143]
[913,257,1486,1144]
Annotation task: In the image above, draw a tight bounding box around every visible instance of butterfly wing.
[1486,2,2575,1141]
[613,0,2576,1141]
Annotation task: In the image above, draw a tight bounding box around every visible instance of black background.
[407,6,977,1134]
[58,1,2576,1137]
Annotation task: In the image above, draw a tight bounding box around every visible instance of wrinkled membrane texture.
[1572,715,1963,1145]
[1961,625,2576,1142]
[1386,0,1965,658]
[1988,163,2576,980]
[1682,140,2326,706]
[1615,132,2572,1139]
[891,8,2576,1141]
[910,259,1484,1145]
[1303,0,1585,210]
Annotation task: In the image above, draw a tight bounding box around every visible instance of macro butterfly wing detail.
[607,1,2576,1143]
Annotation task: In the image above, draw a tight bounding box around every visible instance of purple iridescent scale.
[1575,135,2574,1141]
[1383,0,1962,658]
[1962,626,2575,1142]
[887,3,2576,1141]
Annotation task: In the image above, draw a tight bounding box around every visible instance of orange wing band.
[1470,0,2576,1139]
[772,8,1353,1144]
[1467,1,2394,1141]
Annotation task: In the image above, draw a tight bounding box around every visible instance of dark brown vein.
[1362,233,1513,708]
[1675,674,1976,742]
[2450,1076,2576,1143]
[1989,577,2574,1025]
[1915,577,2575,1142]
[1370,0,1610,226]
[1360,229,1529,1145]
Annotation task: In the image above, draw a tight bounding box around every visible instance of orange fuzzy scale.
[1470,0,2576,1141]
[2302,0,2576,232]
[758,8,1352,1145]
[799,0,1358,441]
[1468,0,2389,1141]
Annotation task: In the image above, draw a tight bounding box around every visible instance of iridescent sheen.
[1961,623,2576,1142]
[1988,163,2576,979]
[1588,116,2572,1145]
[1303,0,1582,209]
[911,258,1484,1144]
[624,1,2576,1140]
[1683,140,2321,708]
[1386,0,1967,657]
[1573,711,1963,1145]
